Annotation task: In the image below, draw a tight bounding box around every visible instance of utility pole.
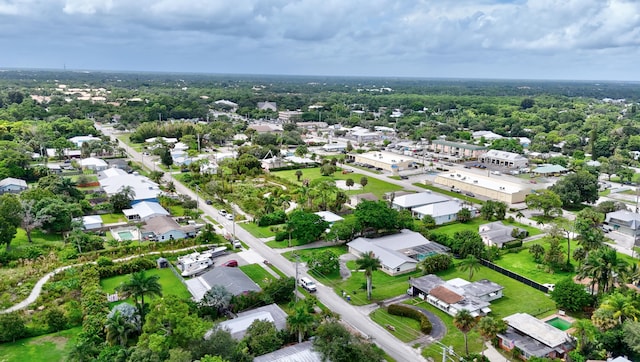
[294,252,300,303]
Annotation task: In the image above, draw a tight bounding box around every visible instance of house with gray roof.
[605,210,640,238]
[391,191,449,211]
[142,215,194,242]
[347,229,449,276]
[408,275,503,317]
[497,313,575,360]
[206,304,287,340]
[98,168,161,205]
[479,221,517,248]
[412,200,477,225]
[480,149,528,168]
[186,266,261,302]
[0,177,27,194]
[254,341,322,362]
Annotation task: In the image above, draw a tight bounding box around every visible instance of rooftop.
[483,149,526,161]
[208,304,287,340]
[356,151,414,165]
[432,139,487,150]
[436,170,527,194]
[314,211,344,223]
[412,200,470,217]
[254,341,322,362]
[392,191,449,208]
[504,313,572,348]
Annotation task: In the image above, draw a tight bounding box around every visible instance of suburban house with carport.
[391,191,449,211]
[497,313,575,360]
[314,211,344,224]
[531,164,568,176]
[412,200,477,225]
[347,229,449,276]
[141,215,195,242]
[205,304,287,340]
[123,201,170,222]
[408,274,503,317]
[186,266,261,302]
[0,177,27,194]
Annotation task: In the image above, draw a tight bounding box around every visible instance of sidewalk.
[483,341,511,362]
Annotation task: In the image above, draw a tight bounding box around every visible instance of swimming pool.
[118,231,134,241]
[546,317,572,331]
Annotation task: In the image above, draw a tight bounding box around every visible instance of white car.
[218,210,228,216]
[226,214,234,221]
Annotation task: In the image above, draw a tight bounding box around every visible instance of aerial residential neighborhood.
[0,72,638,362]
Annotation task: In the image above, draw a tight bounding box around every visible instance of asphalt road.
[103,127,426,361]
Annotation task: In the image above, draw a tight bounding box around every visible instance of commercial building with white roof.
[480,149,528,169]
[391,191,449,211]
[412,200,477,225]
[351,151,415,172]
[434,170,537,204]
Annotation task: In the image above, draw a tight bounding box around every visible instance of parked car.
[463,165,471,169]
[464,191,475,197]
[299,277,317,292]
[342,169,354,174]
[219,210,228,216]
[226,214,234,221]
[221,259,238,267]
[205,200,213,205]
[400,175,409,180]
[232,240,242,248]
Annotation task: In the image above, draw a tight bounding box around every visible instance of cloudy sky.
[1,0,639,81]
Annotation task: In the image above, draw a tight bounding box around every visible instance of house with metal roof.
[205,304,287,340]
[98,168,161,205]
[254,341,322,362]
[408,275,503,317]
[81,215,103,230]
[314,211,344,224]
[497,313,575,360]
[0,177,27,194]
[531,164,568,175]
[347,229,449,276]
[480,150,528,168]
[123,201,170,222]
[68,135,101,148]
[412,200,477,225]
[391,191,450,211]
[79,157,109,171]
[605,210,640,238]
[142,215,194,242]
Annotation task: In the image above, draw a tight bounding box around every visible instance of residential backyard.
[0,327,81,362]
[272,167,404,198]
[100,268,191,300]
[433,218,541,237]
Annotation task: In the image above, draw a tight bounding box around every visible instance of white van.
[299,277,317,292]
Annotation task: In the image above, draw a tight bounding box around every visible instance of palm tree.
[599,292,640,325]
[571,319,597,354]
[117,271,162,324]
[295,170,303,182]
[578,247,629,294]
[515,210,524,221]
[458,255,481,280]
[476,316,506,356]
[453,309,477,356]
[287,305,315,343]
[105,311,136,347]
[356,251,381,301]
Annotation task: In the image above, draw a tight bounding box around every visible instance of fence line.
[479,259,549,293]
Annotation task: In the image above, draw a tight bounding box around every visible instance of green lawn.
[281,245,349,263]
[239,264,276,288]
[100,268,191,300]
[370,308,422,342]
[433,218,541,237]
[101,213,126,224]
[240,222,277,239]
[265,238,305,249]
[10,228,64,252]
[0,327,81,362]
[273,167,404,198]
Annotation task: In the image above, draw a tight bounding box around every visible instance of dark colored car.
[221,260,238,267]
[205,200,213,205]
[400,175,409,180]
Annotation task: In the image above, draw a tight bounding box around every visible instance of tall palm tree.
[476,316,506,356]
[356,251,382,301]
[572,319,597,354]
[578,247,629,294]
[105,310,137,347]
[117,271,162,324]
[453,309,477,356]
[458,255,481,280]
[287,305,315,343]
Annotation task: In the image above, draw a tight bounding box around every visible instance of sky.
[1,0,640,81]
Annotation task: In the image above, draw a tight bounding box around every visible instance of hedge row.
[96,257,156,278]
[387,304,432,334]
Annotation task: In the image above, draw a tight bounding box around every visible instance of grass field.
[273,167,403,198]
[101,213,126,224]
[100,268,191,300]
[370,308,422,343]
[239,264,276,288]
[240,222,277,239]
[281,245,349,263]
[0,327,81,362]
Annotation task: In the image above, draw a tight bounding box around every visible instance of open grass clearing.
[101,213,126,224]
[240,222,277,239]
[0,327,81,362]
[370,308,422,342]
[240,264,276,288]
[433,218,541,237]
[100,268,191,300]
[281,245,348,263]
[273,167,403,198]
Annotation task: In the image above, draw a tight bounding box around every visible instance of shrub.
[96,256,114,267]
[275,231,288,242]
[502,239,523,249]
[419,254,453,274]
[387,304,432,334]
[258,210,287,227]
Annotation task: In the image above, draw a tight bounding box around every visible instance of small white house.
[79,157,109,171]
[412,200,476,225]
[82,215,103,230]
[68,135,101,148]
